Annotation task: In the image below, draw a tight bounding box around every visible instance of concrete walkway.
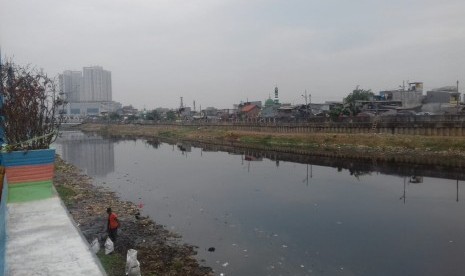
[7,196,106,276]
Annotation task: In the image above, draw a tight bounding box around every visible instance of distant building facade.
[59,66,120,117]
[82,66,112,101]
[379,82,424,108]
[59,70,82,102]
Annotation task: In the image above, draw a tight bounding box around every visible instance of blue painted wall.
[1,149,55,167]
[0,176,8,275]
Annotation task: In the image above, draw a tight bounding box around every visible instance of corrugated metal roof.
[241,105,258,113]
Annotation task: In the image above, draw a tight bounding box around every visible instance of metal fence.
[89,114,465,136]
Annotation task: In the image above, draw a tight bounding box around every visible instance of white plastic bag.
[104,237,114,255]
[90,238,100,254]
[125,249,141,276]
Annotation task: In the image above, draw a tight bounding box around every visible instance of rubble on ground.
[54,157,213,276]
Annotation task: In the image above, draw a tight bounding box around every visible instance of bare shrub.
[0,60,63,151]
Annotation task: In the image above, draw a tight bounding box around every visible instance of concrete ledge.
[7,196,105,276]
[8,181,53,203]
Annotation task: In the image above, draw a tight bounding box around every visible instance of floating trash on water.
[449,240,454,243]
[243,249,247,252]
[208,247,215,252]
[340,267,344,270]
[273,234,278,237]
[222,262,229,267]
[220,273,225,276]
[336,221,342,225]
[300,265,305,268]
[282,245,288,248]
[232,243,237,246]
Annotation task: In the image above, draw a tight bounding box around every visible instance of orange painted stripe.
[6,164,54,184]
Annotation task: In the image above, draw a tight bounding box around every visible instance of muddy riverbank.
[77,123,465,168]
[53,157,213,276]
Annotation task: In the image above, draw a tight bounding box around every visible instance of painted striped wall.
[2,149,55,203]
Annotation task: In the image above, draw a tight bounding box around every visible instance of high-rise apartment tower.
[59,70,82,102]
[82,66,112,102]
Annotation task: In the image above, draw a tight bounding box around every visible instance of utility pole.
[457,80,460,114]
[302,90,310,119]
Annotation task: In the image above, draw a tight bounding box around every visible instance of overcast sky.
[1,0,464,109]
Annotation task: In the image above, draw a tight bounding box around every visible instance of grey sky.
[1,0,464,109]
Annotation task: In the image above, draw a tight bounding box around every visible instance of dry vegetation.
[79,123,465,160]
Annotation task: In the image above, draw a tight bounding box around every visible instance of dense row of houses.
[357,82,462,117]
[85,82,463,123]
[154,82,463,122]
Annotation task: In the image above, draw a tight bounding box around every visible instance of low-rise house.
[422,86,462,114]
[241,104,260,121]
[379,82,424,108]
[261,97,280,122]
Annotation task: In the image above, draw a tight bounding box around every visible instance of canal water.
[56,131,465,276]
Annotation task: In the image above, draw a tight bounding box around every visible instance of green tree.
[343,88,374,115]
[146,110,160,121]
[329,105,351,121]
[166,110,176,121]
[109,112,121,121]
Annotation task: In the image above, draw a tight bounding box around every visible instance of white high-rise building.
[82,66,112,102]
[58,70,82,102]
[60,66,119,117]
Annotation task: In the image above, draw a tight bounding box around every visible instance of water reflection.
[56,131,115,177]
[57,133,465,275]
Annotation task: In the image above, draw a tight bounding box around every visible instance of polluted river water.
[56,131,465,276]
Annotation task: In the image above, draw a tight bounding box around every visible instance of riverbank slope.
[78,123,465,168]
[53,157,213,276]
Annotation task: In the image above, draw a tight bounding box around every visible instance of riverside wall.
[134,115,465,136]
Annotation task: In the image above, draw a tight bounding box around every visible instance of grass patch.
[96,251,126,276]
[55,185,76,206]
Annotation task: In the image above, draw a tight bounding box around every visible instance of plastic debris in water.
[222,262,229,267]
[282,245,288,248]
[208,247,215,252]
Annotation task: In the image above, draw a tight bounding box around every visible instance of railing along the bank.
[94,114,465,136]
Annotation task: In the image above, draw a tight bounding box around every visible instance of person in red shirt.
[107,207,119,242]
